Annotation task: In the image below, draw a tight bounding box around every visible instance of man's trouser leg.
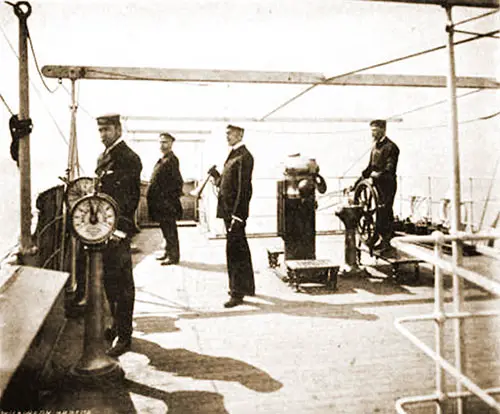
[224,219,255,298]
[103,238,135,340]
[377,179,397,242]
[160,217,180,262]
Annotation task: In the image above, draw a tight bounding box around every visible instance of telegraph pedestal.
[335,205,367,277]
[69,246,124,384]
[68,193,124,386]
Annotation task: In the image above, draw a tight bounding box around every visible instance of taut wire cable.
[0,93,14,115]
[258,29,499,121]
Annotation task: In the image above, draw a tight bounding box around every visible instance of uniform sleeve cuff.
[113,230,127,239]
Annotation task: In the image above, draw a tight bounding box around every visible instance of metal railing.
[195,174,499,236]
[392,231,500,414]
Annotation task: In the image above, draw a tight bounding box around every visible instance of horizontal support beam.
[123,116,403,123]
[129,137,206,143]
[42,66,500,89]
[42,66,325,84]
[127,129,210,136]
[361,0,499,7]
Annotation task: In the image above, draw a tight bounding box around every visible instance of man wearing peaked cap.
[96,113,121,126]
[147,132,183,265]
[210,124,255,308]
[227,124,244,134]
[355,119,399,251]
[159,132,176,141]
[95,112,143,357]
[369,119,386,129]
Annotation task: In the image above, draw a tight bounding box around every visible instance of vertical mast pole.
[444,5,465,413]
[15,2,34,256]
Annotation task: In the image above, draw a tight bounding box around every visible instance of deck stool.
[267,246,284,268]
[285,259,339,292]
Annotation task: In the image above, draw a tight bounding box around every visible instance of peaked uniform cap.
[369,119,386,128]
[159,132,176,141]
[97,114,121,126]
[227,124,244,134]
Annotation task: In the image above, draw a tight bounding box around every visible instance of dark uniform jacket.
[216,145,254,221]
[96,140,142,236]
[147,152,184,222]
[362,137,399,182]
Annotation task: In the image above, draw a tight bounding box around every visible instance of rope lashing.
[9,114,33,165]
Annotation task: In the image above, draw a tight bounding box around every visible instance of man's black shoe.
[104,327,117,342]
[224,297,244,308]
[106,338,131,358]
[227,291,254,297]
[374,241,392,253]
[161,258,179,266]
[156,253,168,261]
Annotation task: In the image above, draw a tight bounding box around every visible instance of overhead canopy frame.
[362,0,498,7]
[123,116,404,123]
[41,66,500,89]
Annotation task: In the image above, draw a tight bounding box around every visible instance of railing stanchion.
[434,231,446,414]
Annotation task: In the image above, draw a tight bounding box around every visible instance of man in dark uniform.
[146,132,183,265]
[210,124,255,308]
[95,114,142,357]
[357,119,399,250]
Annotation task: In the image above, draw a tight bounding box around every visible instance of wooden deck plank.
[35,228,499,413]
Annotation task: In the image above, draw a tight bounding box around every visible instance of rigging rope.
[387,89,483,120]
[258,28,499,121]
[0,93,14,115]
[338,89,490,177]
[454,29,500,39]
[395,109,500,131]
[61,82,94,119]
[0,20,69,147]
[454,9,499,27]
[26,25,60,94]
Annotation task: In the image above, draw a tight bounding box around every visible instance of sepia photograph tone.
[0,1,499,413]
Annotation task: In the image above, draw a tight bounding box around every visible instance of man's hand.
[344,185,354,195]
[228,216,244,233]
[109,229,127,243]
[208,165,220,180]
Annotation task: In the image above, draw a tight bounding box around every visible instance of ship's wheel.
[353,179,383,249]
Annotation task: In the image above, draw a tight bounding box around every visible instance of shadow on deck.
[10,226,499,414]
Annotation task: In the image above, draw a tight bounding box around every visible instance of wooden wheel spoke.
[353,179,381,248]
[367,193,373,207]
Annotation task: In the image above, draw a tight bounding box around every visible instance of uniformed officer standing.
[356,119,399,250]
[95,114,142,357]
[147,132,184,265]
[210,124,255,308]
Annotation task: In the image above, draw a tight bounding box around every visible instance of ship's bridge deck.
[37,226,500,413]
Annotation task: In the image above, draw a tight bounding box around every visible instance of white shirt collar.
[373,136,387,147]
[231,141,244,151]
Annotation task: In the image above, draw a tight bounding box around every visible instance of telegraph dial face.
[66,177,96,209]
[70,193,118,245]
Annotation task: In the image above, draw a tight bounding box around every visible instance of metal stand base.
[69,358,124,387]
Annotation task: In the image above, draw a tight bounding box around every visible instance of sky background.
[0,0,498,245]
